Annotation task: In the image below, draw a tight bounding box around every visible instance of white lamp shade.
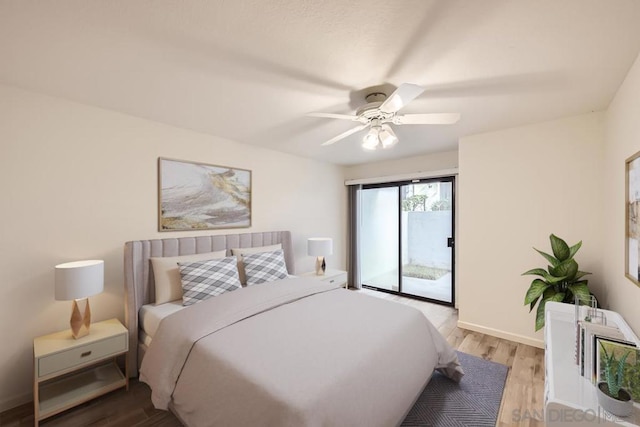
[379,125,398,148]
[55,260,104,301]
[362,128,380,150]
[308,238,333,256]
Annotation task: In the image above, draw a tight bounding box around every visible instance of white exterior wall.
[406,211,452,270]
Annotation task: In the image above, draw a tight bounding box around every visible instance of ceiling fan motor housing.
[356,96,394,122]
[364,92,387,103]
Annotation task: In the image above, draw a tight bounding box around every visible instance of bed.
[124,231,463,427]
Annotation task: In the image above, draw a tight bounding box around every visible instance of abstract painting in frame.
[158,158,251,231]
[626,150,640,286]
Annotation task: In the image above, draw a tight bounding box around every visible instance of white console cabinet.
[545,301,640,426]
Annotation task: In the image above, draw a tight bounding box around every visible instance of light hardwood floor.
[1,290,544,426]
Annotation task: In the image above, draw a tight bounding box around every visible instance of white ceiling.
[1,1,640,166]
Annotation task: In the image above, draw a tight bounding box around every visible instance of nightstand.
[33,318,129,426]
[300,269,348,288]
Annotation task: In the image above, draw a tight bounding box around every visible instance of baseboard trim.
[0,392,31,413]
[457,320,544,349]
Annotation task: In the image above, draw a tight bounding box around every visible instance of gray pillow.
[178,257,241,306]
[242,250,289,286]
[150,249,228,304]
[231,244,282,285]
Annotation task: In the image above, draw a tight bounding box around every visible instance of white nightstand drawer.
[321,272,347,286]
[300,269,349,288]
[38,333,127,378]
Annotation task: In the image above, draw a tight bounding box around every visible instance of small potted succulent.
[596,342,633,417]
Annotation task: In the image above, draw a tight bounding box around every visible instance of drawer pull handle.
[329,279,335,283]
[81,351,92,358]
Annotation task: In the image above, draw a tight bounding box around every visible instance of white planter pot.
[597,382,633,418]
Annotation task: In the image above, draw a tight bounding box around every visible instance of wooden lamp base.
[315,256,326,275]
[70,298,91,339]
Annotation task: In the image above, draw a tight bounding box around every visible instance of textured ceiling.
[1,0,640,165]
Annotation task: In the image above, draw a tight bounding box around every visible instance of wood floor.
[1,290,544,426]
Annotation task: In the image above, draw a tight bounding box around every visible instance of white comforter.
[140,278,463,427]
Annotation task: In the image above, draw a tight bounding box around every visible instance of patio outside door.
[360,177,455,305]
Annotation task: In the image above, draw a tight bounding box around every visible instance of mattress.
[139,300,184,339]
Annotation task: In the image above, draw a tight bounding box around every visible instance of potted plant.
[596,342,633,417]
[523,234,592,330]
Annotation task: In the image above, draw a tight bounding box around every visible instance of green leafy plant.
[430,199,451,211]
[600,342,631,400]
[523,234,591,331]
[402,194,428,211]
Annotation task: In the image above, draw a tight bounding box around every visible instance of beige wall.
[458,113,605,347]
[343,150,458,181]
[602,53,640,335]
[0,84,346,410]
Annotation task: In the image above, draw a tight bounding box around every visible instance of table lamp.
[55,260,104,339]
[308,238,333,276]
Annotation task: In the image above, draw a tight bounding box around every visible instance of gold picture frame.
[158,157,252,231]
[625,150,640,286]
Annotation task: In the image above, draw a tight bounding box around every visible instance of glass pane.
[360,187,399,291]
[400,181,452,302]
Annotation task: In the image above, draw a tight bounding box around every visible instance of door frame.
[361,176,455,306]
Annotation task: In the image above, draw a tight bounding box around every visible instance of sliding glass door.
[360,186,399,292]
[400,180,454,302]
[360,177,455,305]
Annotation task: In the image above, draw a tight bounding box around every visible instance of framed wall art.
[158,158,251,231]
[626,150,640,286]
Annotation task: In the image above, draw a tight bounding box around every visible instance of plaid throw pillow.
[242,249,289,286]
[178,257,241,306]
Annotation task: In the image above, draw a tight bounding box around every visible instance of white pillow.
[150,249,227,304]
[178,257,241,306]
[231,244,283,285]
[242,249,289,286]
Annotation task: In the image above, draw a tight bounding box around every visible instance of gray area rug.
[402,351,509,426]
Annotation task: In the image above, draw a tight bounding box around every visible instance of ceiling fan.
[308,83,460,150]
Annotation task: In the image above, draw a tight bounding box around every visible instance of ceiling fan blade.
[307,112,359,121]
[321,124,369,146]
[379,83,425,114]
[393,113,461,125]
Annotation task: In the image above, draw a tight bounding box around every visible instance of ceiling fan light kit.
[362,121,398,150]
[379,124,398,148]
[309,83,460,150]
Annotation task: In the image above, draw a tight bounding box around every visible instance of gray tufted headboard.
[123,230,294,377]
